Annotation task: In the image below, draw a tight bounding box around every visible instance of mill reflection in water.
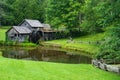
[2,47,92,64]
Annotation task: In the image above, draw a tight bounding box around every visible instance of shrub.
[96,26,120,63]
[0,41,4,46]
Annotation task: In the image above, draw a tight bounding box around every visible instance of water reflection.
[1,47,92,64]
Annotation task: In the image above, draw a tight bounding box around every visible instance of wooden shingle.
[13,26,32,34]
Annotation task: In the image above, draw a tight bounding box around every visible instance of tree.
[0,1,15,25]
[0,0,45,25]
[44,0,82,30]
[81,0,120,33]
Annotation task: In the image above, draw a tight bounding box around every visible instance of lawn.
[0,26,10,41]
[0,52,120,80]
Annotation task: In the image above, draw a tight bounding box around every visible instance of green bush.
[0,40,5,45]
[96,26,120,63]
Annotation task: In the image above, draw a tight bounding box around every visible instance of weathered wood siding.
[7,28,29,42]
[17,34,29,42]
[7,28,18,41]
[20,21,32,30]
[43,32,55,41]
[20,21,42,31]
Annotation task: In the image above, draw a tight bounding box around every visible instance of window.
[14,34,17,36]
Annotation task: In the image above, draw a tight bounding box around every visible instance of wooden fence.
[67,40,101,45]
[92,59,120,74]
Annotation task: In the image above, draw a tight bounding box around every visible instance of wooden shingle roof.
[13,26,32,34]
[25,19,43,27]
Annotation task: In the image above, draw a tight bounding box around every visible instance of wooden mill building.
[6,19,56,43]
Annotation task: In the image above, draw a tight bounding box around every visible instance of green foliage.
[44,0,81,30]
[1,0,120,34]
[0,0,45,25]
[0,1,15,25]
[97,26,120,63]
[81,0,120,33]
[15,0,46,24]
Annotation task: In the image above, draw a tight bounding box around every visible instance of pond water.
[0,46,92,64]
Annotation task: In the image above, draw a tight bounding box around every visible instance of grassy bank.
[0,53,120,80]
[5,41,36,47]
[42,32,106,55]
[0,40,37,47]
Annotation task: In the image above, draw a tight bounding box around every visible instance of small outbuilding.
[6,26,32,42]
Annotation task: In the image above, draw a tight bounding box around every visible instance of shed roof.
[42,24,51,28]
[13,26,32,34]
[25,19,43,27]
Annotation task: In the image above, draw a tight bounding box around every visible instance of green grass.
[0,51,2,56]
[0,55,120,80]
[0,26,11,41]
[19,42,37,47]
[74,32,106,42]
[0,29,6,41]
[45,40,98,54]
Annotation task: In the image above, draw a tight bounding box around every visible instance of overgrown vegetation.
[96,26,120,63]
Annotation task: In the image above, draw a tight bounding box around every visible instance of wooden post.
[42,32,45,40]
[16,34,19,42]
[5,32,8,42]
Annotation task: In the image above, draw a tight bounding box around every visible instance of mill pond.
[0,46,92,64]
